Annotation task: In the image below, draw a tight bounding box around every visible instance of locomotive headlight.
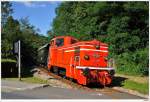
[84,55,89,60]
[95,45,100,49]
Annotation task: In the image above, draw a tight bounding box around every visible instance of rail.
[34,66,125,99]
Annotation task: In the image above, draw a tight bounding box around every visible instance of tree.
[3,16,22,41]
[107,16,141,54]
[2,15,48,67]
[47,29,55,41]
[18,17,48,66]
[19,17,40,34]
[2,16,21,58]
[1,1,13,27]
[50,1,149,76]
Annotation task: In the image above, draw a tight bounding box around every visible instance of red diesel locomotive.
[38,36,115,86]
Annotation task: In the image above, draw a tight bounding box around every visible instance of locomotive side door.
[55,38,64,66]
[49,38,64,67]
[73,46,80,79]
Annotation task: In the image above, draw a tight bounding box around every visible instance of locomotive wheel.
[63,76,67,79]
[68,78,73,81]
[53,67,59,75]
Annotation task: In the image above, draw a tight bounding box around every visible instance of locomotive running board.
[76,66,115,70]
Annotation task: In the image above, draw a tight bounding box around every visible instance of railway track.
[34,66,134,99]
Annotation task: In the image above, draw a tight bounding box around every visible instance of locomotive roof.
[51,36,78,40]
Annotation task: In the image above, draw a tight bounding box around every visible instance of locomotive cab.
[50,36,78,47]
[47,36,115,86]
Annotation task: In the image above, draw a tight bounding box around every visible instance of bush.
[1,59,17,77]
[116,47,148,76]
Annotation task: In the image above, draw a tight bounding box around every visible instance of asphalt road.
[2,86,144,99]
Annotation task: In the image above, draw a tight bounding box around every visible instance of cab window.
[56,38,64,47]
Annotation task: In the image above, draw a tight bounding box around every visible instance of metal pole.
[18,40,21,81]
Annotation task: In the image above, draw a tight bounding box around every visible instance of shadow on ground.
[110,76,128,87]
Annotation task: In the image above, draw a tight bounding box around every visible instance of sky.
[11,1,61,36]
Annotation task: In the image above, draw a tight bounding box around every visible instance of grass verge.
[2,77,49,84]
[122,80,149,94]
[113,74,149,95]
[1,59,16,63]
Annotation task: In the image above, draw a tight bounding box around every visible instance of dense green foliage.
[116,47,148,76]
[51,2,149,76]
[1,2,48,67]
